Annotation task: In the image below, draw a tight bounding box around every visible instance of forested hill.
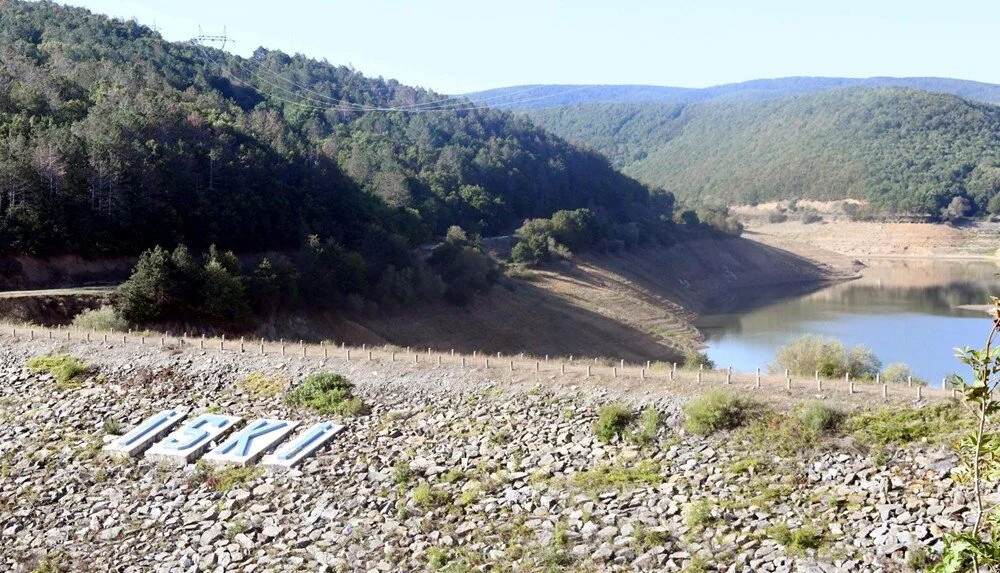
[523,88,1000,215]
[465,77,1000,108]
[0,0,664,259]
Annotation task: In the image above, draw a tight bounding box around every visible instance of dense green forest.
[525,88,1000,215]
[465,77,1000,109]
[0,1,677,320]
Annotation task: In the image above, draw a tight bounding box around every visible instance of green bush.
[26,353,92,389]
[881,362,927,386]
[799,402,843,436]
[285,372,368,416]
[71,305,128,331]
[594,403,633,443]
[683,390,756,435]
[766,524,824,555]
[683,349,715,370]
[847,403,968,445]
[774,335,882,379]
[632,405,661,446]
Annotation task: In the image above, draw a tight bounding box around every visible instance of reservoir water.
[697,259,1000,383]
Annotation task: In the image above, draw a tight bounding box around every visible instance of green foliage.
[71,306,128,331]
[413,482,450,508]
[593,402,633,443]
[511,218,556,264]
[774,335,881,379]
[882,362,928,386]
[683,349,715,370]
[237,372,288,399]
[527,88,1000,215]
[799,402,844,436]
[101,418,122,436]
[427,229,497,304]
[848,404,967,446]
[26,353,92,389]
[683,500,715,531]
[683,390,756,435]
[188,461,264,492]
[572,460,662,492]
[766,524,824,555]
[285,372,368,416]
[632,405,661,446]
[393,459,414,485]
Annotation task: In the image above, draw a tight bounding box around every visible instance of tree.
[511,218,556,264]
[936,298,1000,571]
[941,196,973,222]
[115,246,177,324]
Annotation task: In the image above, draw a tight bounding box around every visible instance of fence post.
[281,340,286,356]
[697,369,701,384]
[876,373,880,385]
[586,365,591,379]
[786,377,791,391]
[640,368,645,380]
[755,368,761,389]
[261,338,265,355]
[917,385,922,400]
[392,352,396,362]
[942,377,947,390]
[240,337,245,353]
[671,363,676,381]
[369,351,373,361]
[560,363,565,375]
[221,335,225,351]
[347,349,352,360]
[535,361,540,373]
[620,359,625,369]
[461,356,466,367]
[883,384,888,399]
[509,360,514,372]
[817,377,823,392]
[485,357,490,369]
[726,367,731,385]
[849,381,855,395]
[613,367,617,378]
[908,376,912,387]
[200,335,205,350]
[437,355,442,365]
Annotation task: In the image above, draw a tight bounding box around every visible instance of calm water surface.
[697,259,1000,383]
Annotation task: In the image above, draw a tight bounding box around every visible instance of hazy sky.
[61,0,1000,94]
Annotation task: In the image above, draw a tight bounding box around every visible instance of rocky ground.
[0,335,976,572]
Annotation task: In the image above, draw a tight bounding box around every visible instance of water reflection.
[698,259,1000,382]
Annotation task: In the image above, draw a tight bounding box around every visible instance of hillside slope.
[525,88,1000,214]
[0,0,662,260]
[465,76,1000,108]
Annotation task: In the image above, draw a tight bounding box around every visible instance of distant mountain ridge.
[464,77,1000,108]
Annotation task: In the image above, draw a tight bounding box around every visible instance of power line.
[192,35,597,113]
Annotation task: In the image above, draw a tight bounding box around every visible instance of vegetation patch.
[846,403,968,446]
[71,305,128,331]
[572,460,662,493]
[413,482,451,509]
[285,372,368,416]
[798,402,844,436]
[773,334,881,379]
[683,390,758,435]
[683,499,716,532]
[593,402,633,443]
[766,524,825,555]
[26,354,93,389]
[188,462,264,493]
[238,372,289,399]
[632,405,661,446]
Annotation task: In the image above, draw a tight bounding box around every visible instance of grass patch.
[728,455,768,476]
[572,460,662,493]
[26,353,92,389]
[285,372,368,416]
[766,524,824,555]
[684,499,715,532]
[393,459,414,484]
[846,403,968,446]
[238,372,288,399]
[188,461,264,492]
[101,418,122,436]
[683,390,757,435]
[632,405,661,446]
[441,468,464,483]
[594,402,633,443]
[413,482,450,508]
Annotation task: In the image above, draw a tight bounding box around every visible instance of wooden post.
[646,360,651,369]
[437,355,442,365]
[86,332,90,342]
[461,356,466,367]
[942,377,947,390]
[586,365,591,378]
[451,349,455,356]
[726,367,732,385]
[613,367,617,378]
[485,357,490,369]
[917,385,922,400]
[755,368,761,389]
[817,377,823,391]
[786,377,791,391]
[535,361,540,373]
[347,349,351,360]
[620,359,625,369]
[261,339,265,355]
[200,335,205,350]
[907,376,912,387]
[882,384,888,398]
[876,373,880,385]
[560,363,565,375]
[102,333,106,343]
[30,330,34,341]
[220,335,225,351]
[509,360,514,372]
[392,352,396,362]
[697,370,701,384]
[670,363,676,381]
[240,337,245,353]
[368,351,373,361]
[640,368,645,380]
[849,381,855,395]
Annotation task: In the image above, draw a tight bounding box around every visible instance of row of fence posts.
[4,324,953,400]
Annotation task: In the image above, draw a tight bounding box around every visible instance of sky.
[60,0,1000,95]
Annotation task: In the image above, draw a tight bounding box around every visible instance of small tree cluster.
[773,335,882,379]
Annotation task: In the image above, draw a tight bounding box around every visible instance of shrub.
[413,482,449,508]
[881,362,927,386]
[766,524,824,555]
[774,335,883,379]
[71,305,128,331]
[768,210,788,223]
[799,402,843,436]
[683,349,715,370]
[26,353,92,389]
[285,372,368,416]
[511,218,556,264]
[683,390,756,435]
[572,460,661,492]
[683,500,714,531]
[594,403,633,443]
[632,405,661,446]
[393,459,413,484]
